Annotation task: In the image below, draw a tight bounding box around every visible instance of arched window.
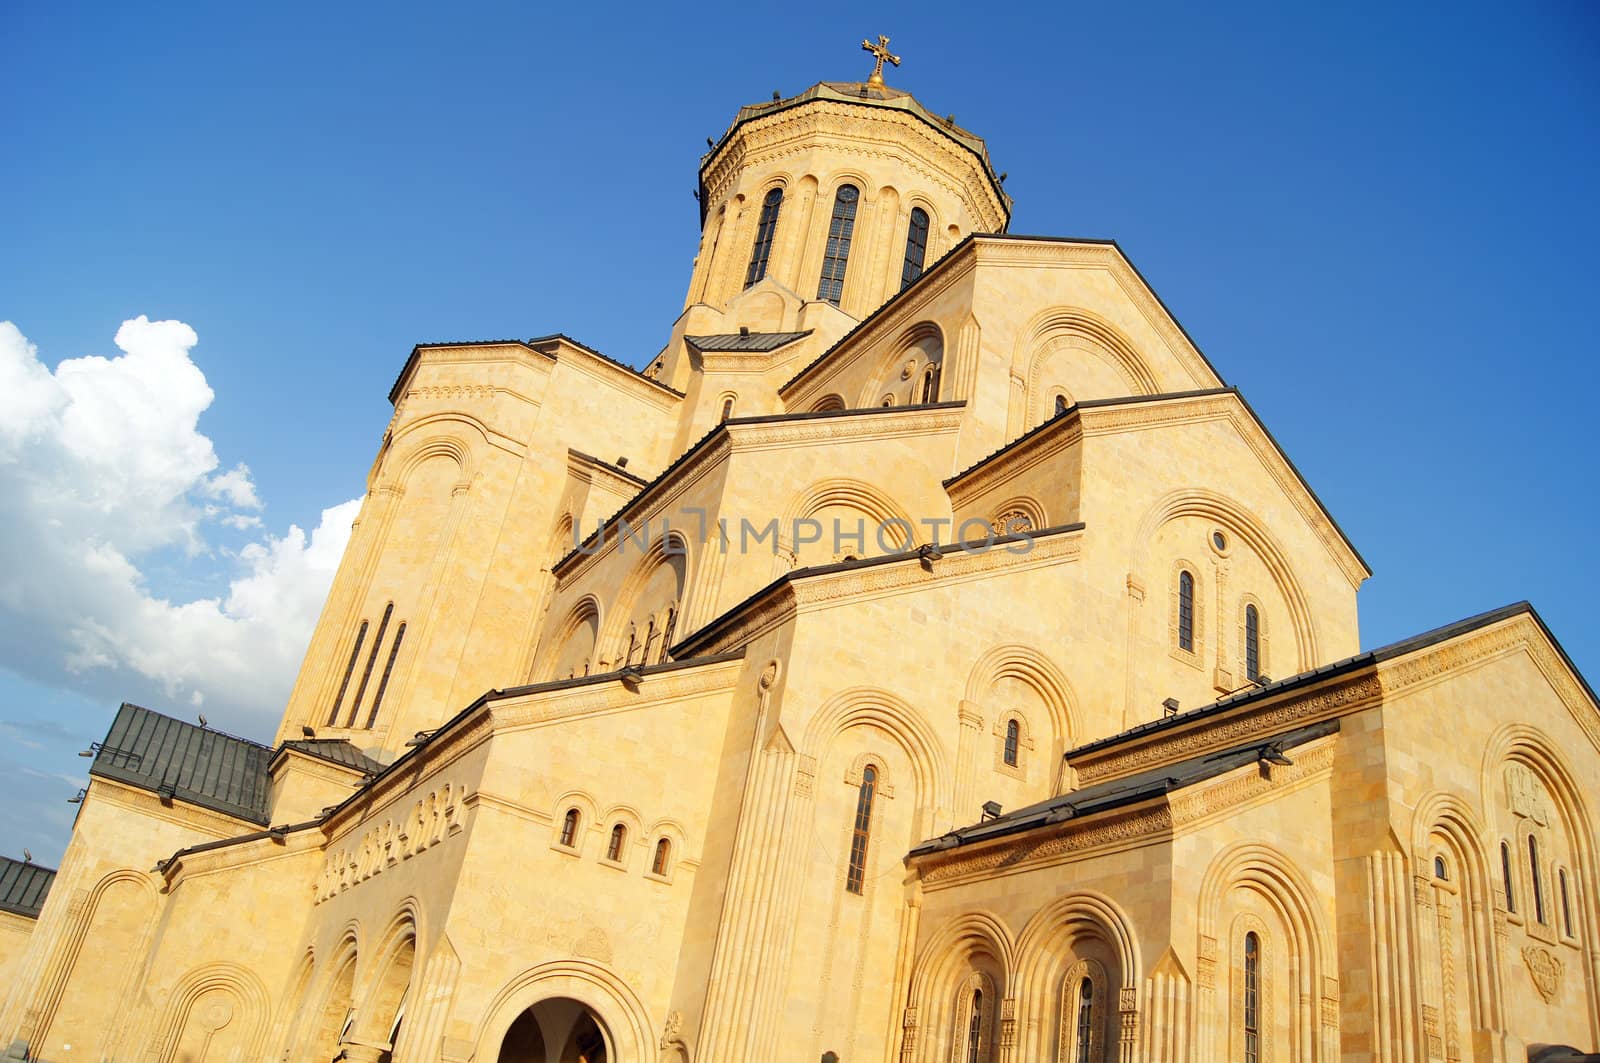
[652,838,671,876]
[901,207,930,290]
[744,187,783,288]
[328,619,368,725]
[965,988,982,1063]
[1178,570,1195,651]
[1559,868,1573,936]
[607,823,627,862]
[659,606,678,663]
[1530,836,1546,923]
[1003,720,1020,767]
[624,624,638,667]
[920,364,940,404]
[720,396,735,422]
[816,184,859,304]
[1074,977,1094,1063]
[845,764,877,893]
[1501,841,1516,913]
[1243,932,1261,1063]
[1244,604,1261,680]
[1054,393,1068,416]
[559,808,580,848]
[1434,855,1448,880]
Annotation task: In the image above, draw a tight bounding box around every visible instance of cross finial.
[861,34,901,87]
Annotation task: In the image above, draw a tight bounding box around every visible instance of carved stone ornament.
[1521,945,1564,1003]
[659,1010,683,1049]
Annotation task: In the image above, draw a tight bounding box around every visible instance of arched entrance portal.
[497,997,610,1063]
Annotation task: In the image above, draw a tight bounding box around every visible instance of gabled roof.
[910,719,1339,857]
[685,330,811,353]
[278,738,384,776]
[387,333,684,405]
[0,855,55,919]
[91,704,273,825]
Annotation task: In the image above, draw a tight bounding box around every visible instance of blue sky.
[1,1,1596,864]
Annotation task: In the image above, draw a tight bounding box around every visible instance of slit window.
[744,188,784,288]
[559,808,580,848]
[1559,868,1573,936]
[1530,836,1547,924]
[1245,604,1261,680]
[816,184,859,304]
[1178,571,1195,651]
[1243,931,1260,1063]
[1502,841,1516,913]
[845,764,877,893]
[328,620,369,726]
[347,603,393,727]
[965,988,982,1063]
[1074,977,1094,1063]
[1003,720,1020,767]
[901,207,930,290]
[920,364,940,404]
[365,622,406,728]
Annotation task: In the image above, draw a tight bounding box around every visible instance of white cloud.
[0,318,361,736]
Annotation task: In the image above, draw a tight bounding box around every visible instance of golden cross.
[861,34,901,87]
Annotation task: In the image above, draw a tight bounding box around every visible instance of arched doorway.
[497,997,610,1063]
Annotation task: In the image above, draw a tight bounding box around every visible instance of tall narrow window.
[1003,720,1020,767]
[328,620,368,726]
[659,606,677,663]
[607,823,627,862]
[365,622,406,728]
[901,207,930,290]
[720,396,735,422]
[559,808,580,848]
[1501,841,1516,913]
[1245,604,1261,680]
[744,187,783,288]
[1074,978,1094,1063]
[1434,855,1448,880]
[845,764,877,893]
[965,988,982,1063]
[816,184,859,304]
[1054,394,1068,415]
[1530,836,1547,923]
[624,624,638,667]
[1559,869,1573,936]
[347,603,393,727]
[1178,571,1195,651]
[1243,932,1260,1063]
[920,364,940,404]
[653,838,671,876]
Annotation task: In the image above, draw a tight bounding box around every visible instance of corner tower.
[681,42,1011,325]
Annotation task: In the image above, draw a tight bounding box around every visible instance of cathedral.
[2,39,1598,1063]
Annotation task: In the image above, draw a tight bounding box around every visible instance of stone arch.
[963,644,1080,761]
[905,912,1014,1063]
[809,393,847,413]
[1197,843,1336,1061]
[1132,488,1319,668]
[801,686,951,834]
[274,948,317,1057]
[389,431,474,487]
[471,959,653,1062]
[643,817,690,878]
[782,477,917,565]
[352,903,421,1050]
[551,790,600,852]
[601,532,691,661]
[1412,790,1502,1037]
[302,932,360,1061]
[1013,891,1141,1061]
[988,496,1047,535]
[540,595,602,680]
[1010,307,1158,432]
[858,320,946,409]
[152,961,270,1063]
[598,804,646,866]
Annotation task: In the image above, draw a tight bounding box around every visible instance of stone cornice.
[389,341,552,406]
[679,525,1085,657]
[916,801,1173,888]
[1168,736,1338,829]
[161,828,324,889]
[566,450,649,499]
[729,405,964,453]
[540,336,683,411]
[485,654,745,731]
[87,776,259,839]
[701,100,1008,230]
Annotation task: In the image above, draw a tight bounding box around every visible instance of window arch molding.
[1058,957,1109,1063]
[857,320,944,409]
[598,805,645,868]
[599,532,692,658]
[843,750,897,799]
[992,710,1035,778]
[717,391,738,423]
[1170,560,1203,665]
[814,176,866,305]
[1237,594,1270,683]
[549,791,600,854]
[537,595,602,681]
[643,817,691,883]
[900,200,938,291]
[951,969,998,1063]
[742,181,787,290]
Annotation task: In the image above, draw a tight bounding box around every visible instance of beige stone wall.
[0,911,35,1003]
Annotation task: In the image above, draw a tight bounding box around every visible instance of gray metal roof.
[0,856,56,918]
[91,704,273,824]
[910,719,1340,857]
[280,738,383,775]
[685,331,811,353]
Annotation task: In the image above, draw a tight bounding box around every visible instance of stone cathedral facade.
[2,47,1598,1063]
